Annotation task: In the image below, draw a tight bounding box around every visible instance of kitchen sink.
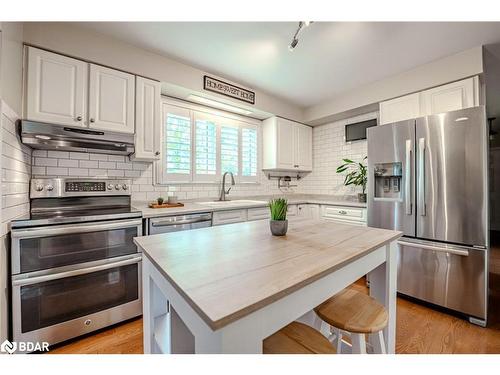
[197,199,267,207]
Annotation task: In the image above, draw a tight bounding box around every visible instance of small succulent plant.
[157,197,164,205]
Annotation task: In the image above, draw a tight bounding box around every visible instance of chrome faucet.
[218,172,235,201]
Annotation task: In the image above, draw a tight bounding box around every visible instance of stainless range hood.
[20,120,135,155]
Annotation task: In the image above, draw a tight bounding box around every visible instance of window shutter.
[194,118,217,180]
[220,126,239,176]
[242,127,258,178]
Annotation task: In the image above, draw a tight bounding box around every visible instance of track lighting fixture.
[288,21,313,51]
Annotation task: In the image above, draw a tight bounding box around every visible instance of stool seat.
[263,322,336,354]
[314,289,388,334]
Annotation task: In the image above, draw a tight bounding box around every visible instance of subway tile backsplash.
[31,111,378,201]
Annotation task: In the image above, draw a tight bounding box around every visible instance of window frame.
[156,99,261,185]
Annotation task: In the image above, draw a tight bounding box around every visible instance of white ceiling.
[77,22,500,107]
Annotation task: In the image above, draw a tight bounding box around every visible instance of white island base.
[137,220,400,354]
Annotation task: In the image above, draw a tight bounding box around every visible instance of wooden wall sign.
[203,76,255,105]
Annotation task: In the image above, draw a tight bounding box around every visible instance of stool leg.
[351,333,367,354]
[371,331,386,354]
[332,328,343,353]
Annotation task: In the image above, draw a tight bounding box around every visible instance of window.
[158,102,260,184]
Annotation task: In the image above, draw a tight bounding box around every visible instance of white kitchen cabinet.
[132,76,161,161]
[26,47,88,127]
[262,116,312,171]
[286,204,298,217]
[420,76,479,116]
[212,209,247,226]
[247,207,270,221]
[379,77,480,125]
[379,93,421,125]
[88,64,135,134]
[309,204,320,220]
[296,124,313,171]
[320,205,367,226]
[297,204,311,219]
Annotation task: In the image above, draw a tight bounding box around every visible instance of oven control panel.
[30,179,132,198]
[66,181,106,192]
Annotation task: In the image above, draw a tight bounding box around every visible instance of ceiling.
[77,22,500,108]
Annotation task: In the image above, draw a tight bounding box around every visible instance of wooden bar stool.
[314,289,388,354]
[263,322,336,354]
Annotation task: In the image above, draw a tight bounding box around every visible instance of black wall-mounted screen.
[345,118,377,142]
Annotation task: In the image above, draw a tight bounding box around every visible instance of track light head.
[288,38,299,51]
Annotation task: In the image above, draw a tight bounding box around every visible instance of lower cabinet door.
[247,207,270,221]
[212,209,248,226]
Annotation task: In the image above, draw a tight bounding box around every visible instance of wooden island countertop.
[135,219,402,331]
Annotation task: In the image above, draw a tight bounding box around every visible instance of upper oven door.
[11,218,143,275]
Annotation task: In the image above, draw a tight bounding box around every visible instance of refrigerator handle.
[418,137,426,216]
[405,139,412,215]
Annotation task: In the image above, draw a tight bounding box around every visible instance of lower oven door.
[11,254,142,346]
[11,218,143,274]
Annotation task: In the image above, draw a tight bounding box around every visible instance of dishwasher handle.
[150,215,212,227]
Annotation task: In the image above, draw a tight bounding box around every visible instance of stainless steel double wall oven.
[10,178,143,346]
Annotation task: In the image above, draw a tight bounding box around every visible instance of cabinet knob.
[76,116,82,121]
[155,151,160,156]
[90,118,95,123]
[294,164,299,168]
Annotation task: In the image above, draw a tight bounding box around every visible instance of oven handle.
[12,255,142,287]
[11,219,143,239]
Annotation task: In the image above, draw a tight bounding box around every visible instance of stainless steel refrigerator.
[367,106,488,326]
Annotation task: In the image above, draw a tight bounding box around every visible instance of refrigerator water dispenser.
[374,162,402,199]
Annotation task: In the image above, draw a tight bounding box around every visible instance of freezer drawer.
[397,239,487,320]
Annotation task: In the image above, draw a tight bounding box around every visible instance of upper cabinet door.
[88,64,135,134]
[276,118,295,169]
[295,124,312,171]
[421,77,479,116]
[132,77,161,161]
[379,93,421,125]
[26,47,87,127]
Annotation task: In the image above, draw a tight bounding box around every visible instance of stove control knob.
[115,184,121,190]
[46,185,54,191]
[107,184,113,190]
[35,184,44,192]
[122,184,128,190]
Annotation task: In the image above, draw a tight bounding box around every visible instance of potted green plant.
[157,197,164,205]
[268,198,288,236]
[336,157,368,203]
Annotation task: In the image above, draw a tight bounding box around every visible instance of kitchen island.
[135,219,401,354]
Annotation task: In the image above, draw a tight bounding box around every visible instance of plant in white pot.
[336,156,368,203]
[269,198,288,236]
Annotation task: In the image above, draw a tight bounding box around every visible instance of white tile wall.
[1,100,30,236]
[32,151,289,201]
[297,111,378,196]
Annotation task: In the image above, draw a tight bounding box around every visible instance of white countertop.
[133,194,367,218]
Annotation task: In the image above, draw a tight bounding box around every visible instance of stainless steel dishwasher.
[147,212,212,235]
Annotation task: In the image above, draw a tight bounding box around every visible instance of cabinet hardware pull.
[90,118,95,123]
[339,210,347,215]
[155,151,160,156]
[76,116,82,121]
